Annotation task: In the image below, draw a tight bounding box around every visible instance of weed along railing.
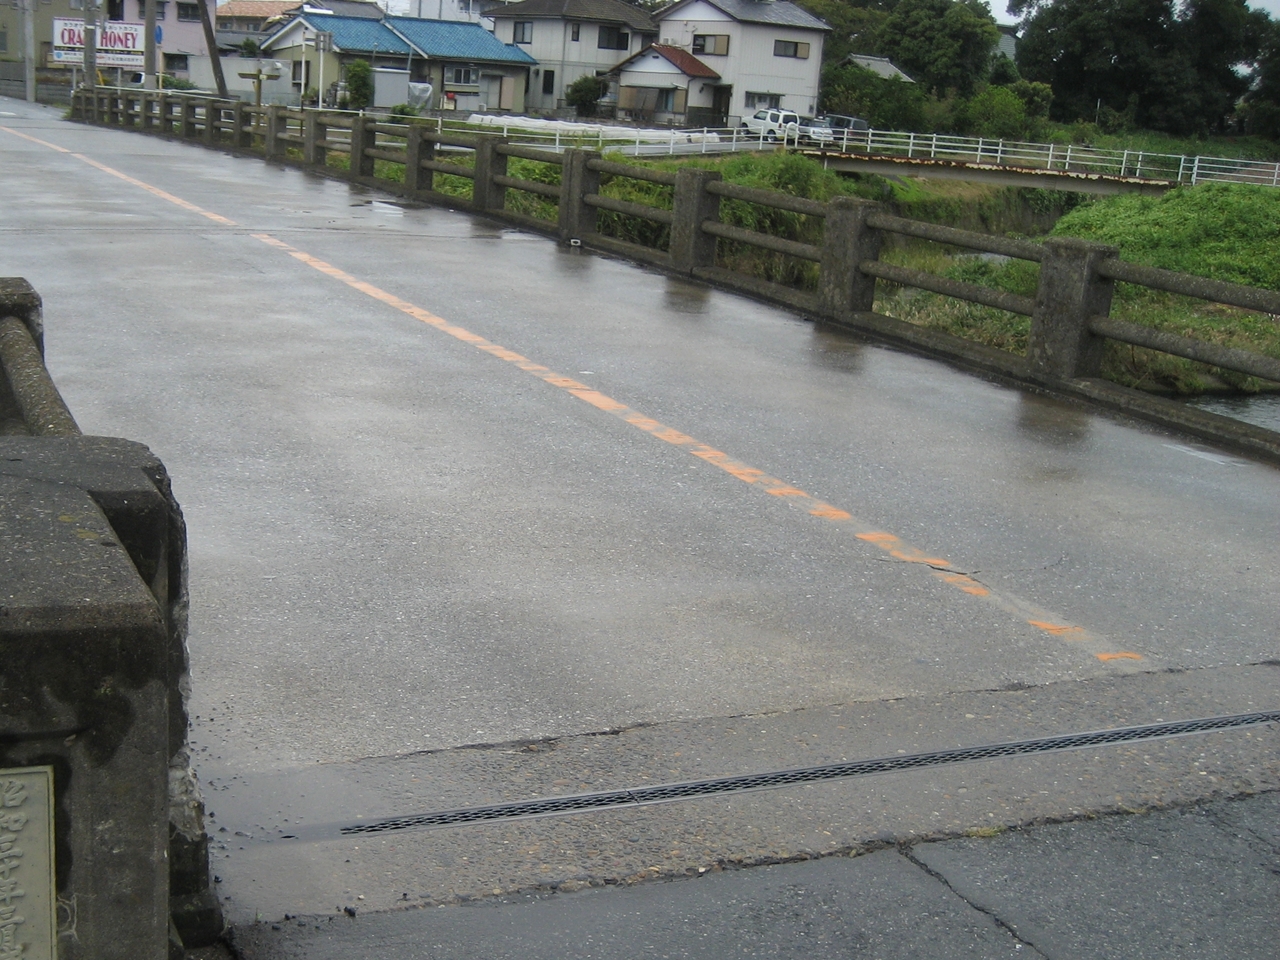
[72,89,1280,460]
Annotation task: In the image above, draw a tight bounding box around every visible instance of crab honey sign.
[52,18,146,68]
[0,768,56,960]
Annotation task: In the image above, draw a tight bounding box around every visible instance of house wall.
[0,0,211,76]
[656,0,823,119]
[490,16,651,111]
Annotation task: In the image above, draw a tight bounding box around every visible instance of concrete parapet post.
[303,111,327,167]
[558,149,601,242]
[201,101,217,146]
[179,96,198,139]
[670,167,722,275]
[1029,237,1118,380]
[820,197,884,319]
[0,435,202,959]
[471,135,508,213]
[404,125,432,193]
[349,115,376,179]
[230,101,251,149]
[264,105,285,158]
[158,92,173,133]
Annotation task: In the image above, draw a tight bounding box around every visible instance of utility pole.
[21,0,35,102]
[197,0,228,96]
[144,0,158,88]
[84,0,99,92]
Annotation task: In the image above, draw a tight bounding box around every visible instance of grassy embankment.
[326,145,1279,396]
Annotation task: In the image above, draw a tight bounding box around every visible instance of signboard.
[0,768,57,960]
[52,18,146,68]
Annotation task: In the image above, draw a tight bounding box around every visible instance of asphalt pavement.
[2,96,1277,958]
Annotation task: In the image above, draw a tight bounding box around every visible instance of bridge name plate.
[0,767,56,960]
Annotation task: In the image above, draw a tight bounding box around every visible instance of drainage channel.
[280,712,1278,842]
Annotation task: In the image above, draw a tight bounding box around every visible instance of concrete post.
[1029,237,1119,380]
[230,101,250,148]
[264,105,285,158]
[471,135,508,213]
[349,115,376,179]
[304,110,328,167]
[558,149,600,242]
[180,97,198,139]
[670,167,721,274]
[404,124,432,193]
[202,101,219,146]
[819,197,884,319]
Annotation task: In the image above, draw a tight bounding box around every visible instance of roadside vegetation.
[322,138,1277,397]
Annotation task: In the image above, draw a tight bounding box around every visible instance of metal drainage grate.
[339,711,1280,837]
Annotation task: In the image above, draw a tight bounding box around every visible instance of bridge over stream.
[2,97,1279,955]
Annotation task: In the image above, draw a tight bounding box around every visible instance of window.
[138,1,168,18]
[656,88,675,112]
[164,53,189,71]
[746,92,780,110]
[513,21,532,44]
[177,2,201,21]
[542,69,555,96]
[691,34,729,56]
[773,40,809,59]
[448,66,477,85]
[107,0,124,20]
[597,25,629,50]
[571,23,579,41]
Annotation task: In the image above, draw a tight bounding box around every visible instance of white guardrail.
[454,113,1280,188]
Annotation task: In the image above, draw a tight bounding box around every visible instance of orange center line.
[4,125,1143,667]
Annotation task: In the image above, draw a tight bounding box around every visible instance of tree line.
[796,0,1280,140]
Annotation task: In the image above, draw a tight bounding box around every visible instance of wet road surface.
[2,99,1278,931]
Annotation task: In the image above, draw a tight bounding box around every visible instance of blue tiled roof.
[386,17,538,64]
[267,14,414,55]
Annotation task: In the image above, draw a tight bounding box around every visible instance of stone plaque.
[0,767,56,960]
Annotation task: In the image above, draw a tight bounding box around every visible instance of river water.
[1188,394,1280,432]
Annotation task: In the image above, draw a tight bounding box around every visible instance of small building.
[215,1,299,54]
[842,53,914,83]
[262,12,533,110]
[484,0,657,113]
[608,43,721,127]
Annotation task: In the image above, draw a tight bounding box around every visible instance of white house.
[653,0,828,121]
[484,0,657,112]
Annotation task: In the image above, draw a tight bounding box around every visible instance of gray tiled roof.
[657,0,828,31]
[483,0,656,31]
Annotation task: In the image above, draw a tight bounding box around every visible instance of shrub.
[564,75,610,117]
[345,59,373,111]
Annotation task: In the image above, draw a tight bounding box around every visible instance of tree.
[960,85,1030,138]
[345,59,373,111]
[1014,0,1272,134]
[1243,18,1280,137]
[877,0,1000,97]
[820,61,927,129]
[794,0,891,64]
[564,74,610,117]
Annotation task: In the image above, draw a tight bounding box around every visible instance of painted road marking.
[1,124,1145,666]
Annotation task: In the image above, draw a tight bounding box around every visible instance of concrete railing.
[70,90,1280,463]
[0,279,221,958]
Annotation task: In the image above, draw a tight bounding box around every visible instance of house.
[484,0,657,113]
[386,16,535,111]
[215,1,299,53]
[842,53,913,83]
[652,0,828,122]
[262,12,534,110]
[0,0,213,78]
[607,43,721,126]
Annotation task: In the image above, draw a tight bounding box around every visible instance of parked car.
[741,108,802,141]
[820,114,871,149]
[797,116,835,145]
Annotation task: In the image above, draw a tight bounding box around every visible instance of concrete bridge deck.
[2,98,1278,957]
